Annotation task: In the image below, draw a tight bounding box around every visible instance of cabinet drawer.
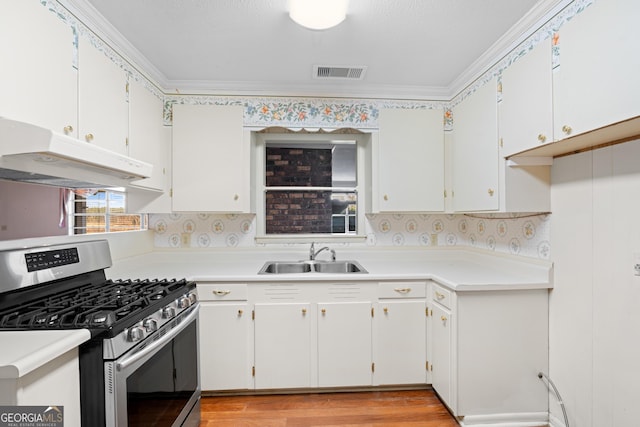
[431,283,451,309]
[378,282,426,299]
[197,283,248,301]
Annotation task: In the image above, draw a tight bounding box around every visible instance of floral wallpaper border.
[43,0,594,132]
[150,213,551,260]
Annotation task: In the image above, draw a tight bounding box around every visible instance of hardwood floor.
[200,389,460,426]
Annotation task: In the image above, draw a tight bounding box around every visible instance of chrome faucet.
[309,242,336,261]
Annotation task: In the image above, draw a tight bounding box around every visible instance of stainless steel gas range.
[0,240,200,427]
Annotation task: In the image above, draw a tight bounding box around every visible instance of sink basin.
[313,260,367,273]
[259,262,313,274]
[258,260,368,274]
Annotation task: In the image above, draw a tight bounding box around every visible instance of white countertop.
[0,329,90,379]
[106,247,553,291]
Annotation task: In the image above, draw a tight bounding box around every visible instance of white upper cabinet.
[374,108,444,212]
[451,78,499,212]
[499,38,553,157]
[0,1,77,134]
[127,80,167,192]
[172,104,248,212]
[78,35,129,154]
[553,0,640,141]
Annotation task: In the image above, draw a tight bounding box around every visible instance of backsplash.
[150,213,551,260]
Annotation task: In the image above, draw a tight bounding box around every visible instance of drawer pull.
[302,308,307,315]
[321,308,326,315]
[383,307,388,314]
[238,309,243,316]
[394,287,411,294]
[213,289,231,296]
[435,291,445,300]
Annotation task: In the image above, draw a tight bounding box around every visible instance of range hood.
[0,118,152,188]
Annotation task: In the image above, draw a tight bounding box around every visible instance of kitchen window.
[72,189,147,234]
[254,131,369,242]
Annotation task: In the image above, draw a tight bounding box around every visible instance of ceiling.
[63,0,566,100]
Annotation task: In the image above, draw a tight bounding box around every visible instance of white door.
[254,303,312,389]
[199,303,251,390]
[452,78,499,211]
[78,35,129,154]
[0,1,77,134]
[376,300,427,385]
[317,302,372,387]
[431,303,452,408]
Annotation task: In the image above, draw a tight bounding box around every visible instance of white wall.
[550,138,640,427]
[0,180,67,239]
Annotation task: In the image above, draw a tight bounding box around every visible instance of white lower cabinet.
[317,301,372,387]
[254,302,312,389]
[199,302,251,391]
[376,281,427,386]
[197,283,252,391]
[428,282,549,424]
[430,302,452,407]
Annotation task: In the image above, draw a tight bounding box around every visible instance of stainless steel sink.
[259,262,313,274]
[258,260,367,274]
[313,260,367,273]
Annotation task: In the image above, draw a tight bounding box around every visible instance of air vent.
[313,65,367,80]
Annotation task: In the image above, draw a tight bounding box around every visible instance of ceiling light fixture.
[289,0,349,30]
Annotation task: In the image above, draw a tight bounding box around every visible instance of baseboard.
[458,411,549,427]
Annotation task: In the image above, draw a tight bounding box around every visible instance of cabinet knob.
[487,188,494,197]
[562,125,572,135]
[435,291,445,300]
[537,134,547,143]
[63,125,74,134]
[238,309,243,316]
[383,307,388,314]
[85,133,94,142]
[441,315,447,322]
[321,308,326,315]
[302,308,307,315]
[234,194,239,201]
[383,194,389,201]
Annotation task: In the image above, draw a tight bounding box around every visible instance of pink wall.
[0,180,67,240]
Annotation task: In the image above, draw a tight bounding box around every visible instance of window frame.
[254,132,369,243]
[71,188,148,235]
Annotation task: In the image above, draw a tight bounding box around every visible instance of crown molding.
[448,0,573,98]
[56,0,574,101]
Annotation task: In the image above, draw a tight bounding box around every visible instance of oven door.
[105,306,200,427]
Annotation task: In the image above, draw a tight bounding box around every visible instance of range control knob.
[188,292,197,304]
[127,326,145,342]
[177,296,191,309]
[143,318,158,332]
[162,306,176,319]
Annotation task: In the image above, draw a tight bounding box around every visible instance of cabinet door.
[128,80,167,192]
[199,303,251,391]
[0,1,77,134]
[317,302,372,387]
[172,104,248,212]
[500,38,553,156]
[452,78,499,211]
[431,303,452,409]
[553,0,640,140]
[376,108,444,212]
[376,300,426,385]
[78,35,129,153]
[254,303,311,389]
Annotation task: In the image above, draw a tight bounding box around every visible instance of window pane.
[266,146,332,187]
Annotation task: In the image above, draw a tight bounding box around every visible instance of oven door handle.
[116,305,199,372]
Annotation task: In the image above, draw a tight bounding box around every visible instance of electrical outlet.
[431,234,438,246]
[181,233,191,247]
